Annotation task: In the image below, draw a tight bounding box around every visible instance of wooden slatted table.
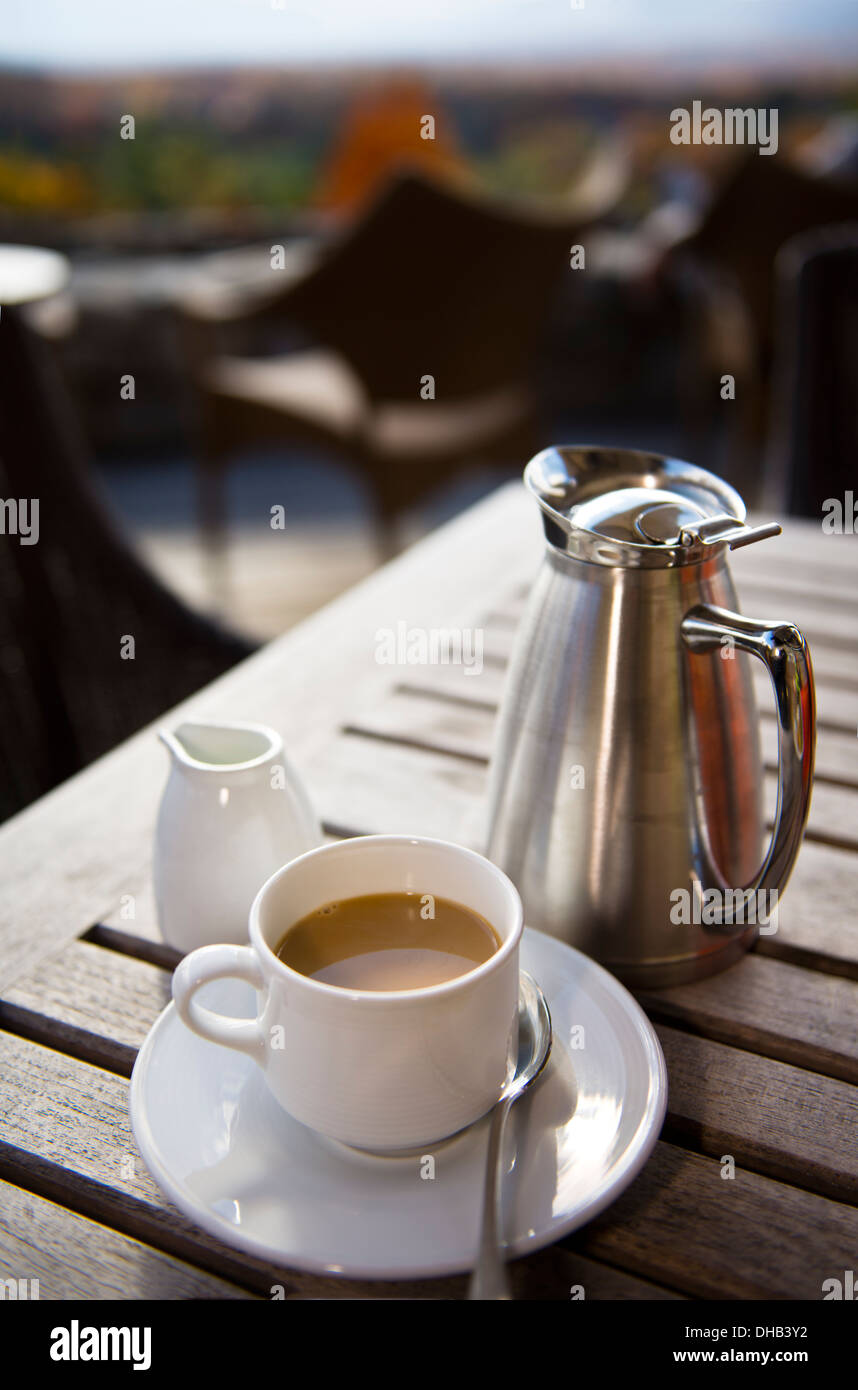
[1,481,856,1300]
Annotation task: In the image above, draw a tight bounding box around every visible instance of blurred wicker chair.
[765,224,858,517]
[0,305,255,823]
[180,170,597,557]
[662,153,858,496]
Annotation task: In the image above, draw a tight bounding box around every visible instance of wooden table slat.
[573,1140,858,1300]
[0,1031,681,1300]
[389,659,858,748]
[482,618,858,696]
[1,1023,856,1299]
[0,940,173,1075]
[4,943,858,1207]
[0,485,854,1299]
[656,1025,858,1204]
[0,1176,256,1300]
[640,952,858,1084]
[340,680,858,792]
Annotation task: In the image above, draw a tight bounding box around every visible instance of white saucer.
[130,929,667,1280]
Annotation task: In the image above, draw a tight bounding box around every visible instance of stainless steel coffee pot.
[485,447,816,987]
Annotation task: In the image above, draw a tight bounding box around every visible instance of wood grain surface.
[0,486,854,1299]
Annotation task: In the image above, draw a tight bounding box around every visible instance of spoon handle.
[468,1095,515,1300]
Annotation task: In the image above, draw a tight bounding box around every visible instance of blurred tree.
[0,151,90,210]
[311,76,467,214]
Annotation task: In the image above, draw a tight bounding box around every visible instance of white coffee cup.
[171,834,523,1151]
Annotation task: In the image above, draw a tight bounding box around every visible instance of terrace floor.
[96,418,686,642]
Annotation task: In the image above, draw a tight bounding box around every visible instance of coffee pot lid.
[526,446,781,568]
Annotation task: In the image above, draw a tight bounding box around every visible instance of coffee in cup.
[274,891,501,990]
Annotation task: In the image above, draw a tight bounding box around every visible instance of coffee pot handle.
[681,604,816,913]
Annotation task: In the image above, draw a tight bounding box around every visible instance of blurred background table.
[0,244,69,305]
[0,480,855,1300]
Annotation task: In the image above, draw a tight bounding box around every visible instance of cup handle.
[681,602,816,917]
[172,944,267,1059]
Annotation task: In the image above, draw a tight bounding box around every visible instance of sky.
[2,0,857,70]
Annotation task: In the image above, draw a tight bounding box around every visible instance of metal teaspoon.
[468,970,552,1300]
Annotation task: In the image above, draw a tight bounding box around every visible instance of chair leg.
[732,371,770,508]
[361,455,401,562]
[196,442,231,611]
[371,503,400,562]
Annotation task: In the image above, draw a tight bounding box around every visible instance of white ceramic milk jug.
[153,720,322,953]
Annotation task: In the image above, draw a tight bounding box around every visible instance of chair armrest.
[178,240,321,325]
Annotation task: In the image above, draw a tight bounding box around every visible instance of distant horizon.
[1,49,856,85]
[2,0,857,73]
